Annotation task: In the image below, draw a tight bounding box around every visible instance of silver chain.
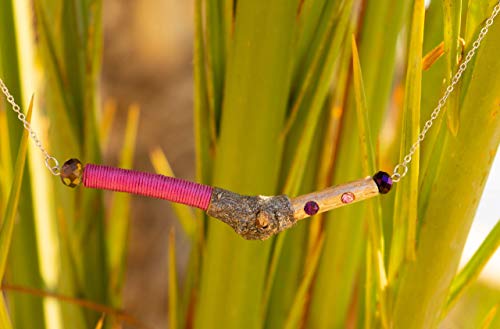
[391,1,500,182]
[0,78,60,175]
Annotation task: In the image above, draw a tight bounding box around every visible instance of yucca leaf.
[223,0,234,56]
[417,0,448,227]
[168,229,179,329]
[464,0,499,43]
[282,0,342,138]
[480,305,499,329]
[263,232,308,328]
[422,41,445,71]
[283,234,325,329]
[358,0,411,134]
[33,0,80,138]
[0,1,26,147]
[54,207,88,328]
[195,1,300,328]
[491,307,500,329]
[1,38,46,325]
[458,0,498,100]
[261,231,286,320]
[307,44,352,252]
[0,97,45,328]
[388,0,425,284]
[351,36,386,265]
[352,36,388,328]
[0,95,32,280]
[444,219,500,314]
[352,36,376,173]
[94,314,105,329]
[364,243,376,329]
[283,0,353,196]
[99,99,117,151]
[194,0,215,185]
[0,295,12,329]
[443,0,463,136]
[265,112,329,329]
[107,105,140,306]
[315,46,350,191]
[400,0,425,263]
[205,0,227,133]
[150,147,198,239]
[0,106,13,213]
[293,0,329,79]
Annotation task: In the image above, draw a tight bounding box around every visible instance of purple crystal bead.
[304,201,320,216]
[373,171,393,194]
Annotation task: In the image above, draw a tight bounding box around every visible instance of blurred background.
[102,1,194,327]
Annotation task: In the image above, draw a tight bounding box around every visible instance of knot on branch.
[207,188,296,240]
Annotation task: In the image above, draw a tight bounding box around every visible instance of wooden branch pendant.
[290,177,381,220]
[205,172,392,239]
[61,159,393,240]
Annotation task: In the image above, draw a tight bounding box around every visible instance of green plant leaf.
[1,2,48,327]
[480,304,499,329]
[283,234,325,329]
[351,36,388,328]
[0,296,12,329]
[99,99,117,151]
[358,0,411,135]
[168,229,179,329]
[388,0,425,285]
[94,314,105,329]
[0,95,33,279]
[150,147,198,240]
[195,1,300,328]
[283,0,354,196]
[263,116,326,329]
[282,0,342,138]
[0,95,33,329]
[194,0,215,186]
[107,105,140,307]
[444,219,500,314]
[205,0,227,135]
[0,106,13,214]
[443,0,463,136]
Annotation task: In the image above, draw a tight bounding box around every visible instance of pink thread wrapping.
[83,164,213,210]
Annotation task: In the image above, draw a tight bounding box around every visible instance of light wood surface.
[291,177,380,220]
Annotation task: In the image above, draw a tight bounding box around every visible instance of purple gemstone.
[304,201,320,216]
[373,171,393,194]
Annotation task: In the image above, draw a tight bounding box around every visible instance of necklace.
[1,3,499,240]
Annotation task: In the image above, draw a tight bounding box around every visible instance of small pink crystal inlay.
[341,192,355,204]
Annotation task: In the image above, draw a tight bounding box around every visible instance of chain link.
[391,1,500,182]
[0,78,60,175]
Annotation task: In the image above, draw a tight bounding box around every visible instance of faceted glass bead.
[373,171,393,194]
[304,201,320,216]
[60,158,83,188]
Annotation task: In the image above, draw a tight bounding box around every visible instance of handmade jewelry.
[1,3,498,240]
